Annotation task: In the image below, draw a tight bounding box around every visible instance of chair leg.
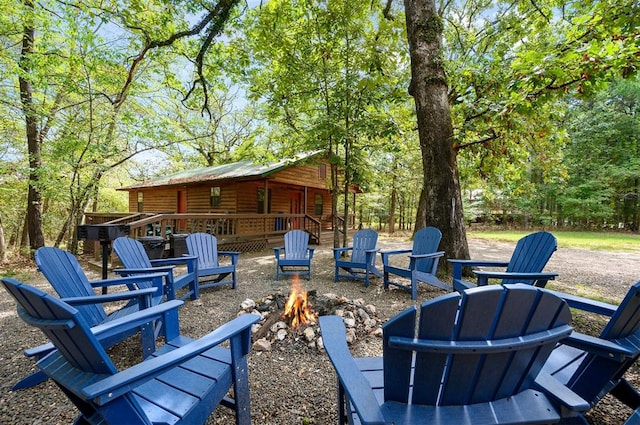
[190,277,199,301]
[12,370,48,391]
[337,380,348,424]
[411,277,417,300]
[611,378,640,410]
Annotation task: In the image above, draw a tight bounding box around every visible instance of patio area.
[1,235,638,424]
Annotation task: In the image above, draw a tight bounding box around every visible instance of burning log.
[282,277,317,328]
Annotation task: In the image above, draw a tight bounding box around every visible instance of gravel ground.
[1,234,640,424]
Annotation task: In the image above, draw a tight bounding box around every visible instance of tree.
[403,0,470,262]
[561,78,640,229]
[7,0,247,252]
[236,0,409,247]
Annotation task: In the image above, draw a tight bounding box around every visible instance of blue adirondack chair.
[448,231,558,292]
[274,229,315,280]
[2,277,259,425]
[541,281,640,422]
[380,226,448,299]
[333,229,381,288]
[319,284,589,425]
[11,247,167,391]
[186,233,239,291]
[626,409,640,425]
[113,236,199,301]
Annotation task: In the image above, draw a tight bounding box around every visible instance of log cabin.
[110,151,359,249]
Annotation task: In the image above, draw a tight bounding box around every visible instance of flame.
[282,276,317,328]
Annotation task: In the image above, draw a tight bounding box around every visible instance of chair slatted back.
[568,281,640,402]
[186,233,220,269]
[503,231,557,285]
[3,278,117,375]
[601,282,640,340]
[284,230,309,260]
[412,226,442,274]
[383,284,572,406]
[351,229,378,264]
[113,237,154,269]
[35,247,107,326]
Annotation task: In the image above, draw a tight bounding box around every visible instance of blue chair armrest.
[542,288,617,316]
[308,247,315,260]
[333,247,353,260]
[24,342,55,359]
[90,299,184,343]
[473,271,558,286]
[534,372,590,414]
[89,273,167,289]
[150,255,197,267]
[409,251,445,260]
[219,251,240,265]
[319,316,386,425]
[380,249,411,266]
[448,259,510,282]
[61,287,157,306]
[115,266,175,275]
[559,332,636,362]
[273,246,284,258]
[448,259,511,267]
[83,313,260,404]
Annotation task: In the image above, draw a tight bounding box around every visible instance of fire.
[282,276,317,328]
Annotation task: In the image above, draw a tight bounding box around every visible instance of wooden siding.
[129,188,177,213]
[270,164,327,189]
[187,184,238,213]
[236,181,261,213]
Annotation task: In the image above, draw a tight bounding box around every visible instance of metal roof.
[120,150,324,190]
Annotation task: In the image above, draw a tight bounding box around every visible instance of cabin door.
[289,192,302,229]
[177,190,187,231]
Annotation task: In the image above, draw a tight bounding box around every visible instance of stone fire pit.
[238,291,383,352]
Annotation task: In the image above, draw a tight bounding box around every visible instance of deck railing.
[84,212,323,246]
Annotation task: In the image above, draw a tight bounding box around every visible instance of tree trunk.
[404,0,469,265]
[0,215,7,263]
[20,0,45,252]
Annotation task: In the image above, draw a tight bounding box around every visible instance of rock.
[372,327,383,337]
[343,317,356,328]
[357,308,370,321]
[353,298,365,307]
[317,336,324,350]
[253,338,272,351]
[271,321,288,332]
[303,327,315,341]
[276,329,288,340]
[365,304,377,315]
[345,328,356,344]
[240,299,256,310]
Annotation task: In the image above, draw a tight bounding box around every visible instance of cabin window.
[314,194,323,215]
[137,192,143,212]
[210,186,221,207]
[257,188,272,213]
[319,163,327,179]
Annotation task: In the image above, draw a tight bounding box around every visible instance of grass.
[468,229,640,252]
